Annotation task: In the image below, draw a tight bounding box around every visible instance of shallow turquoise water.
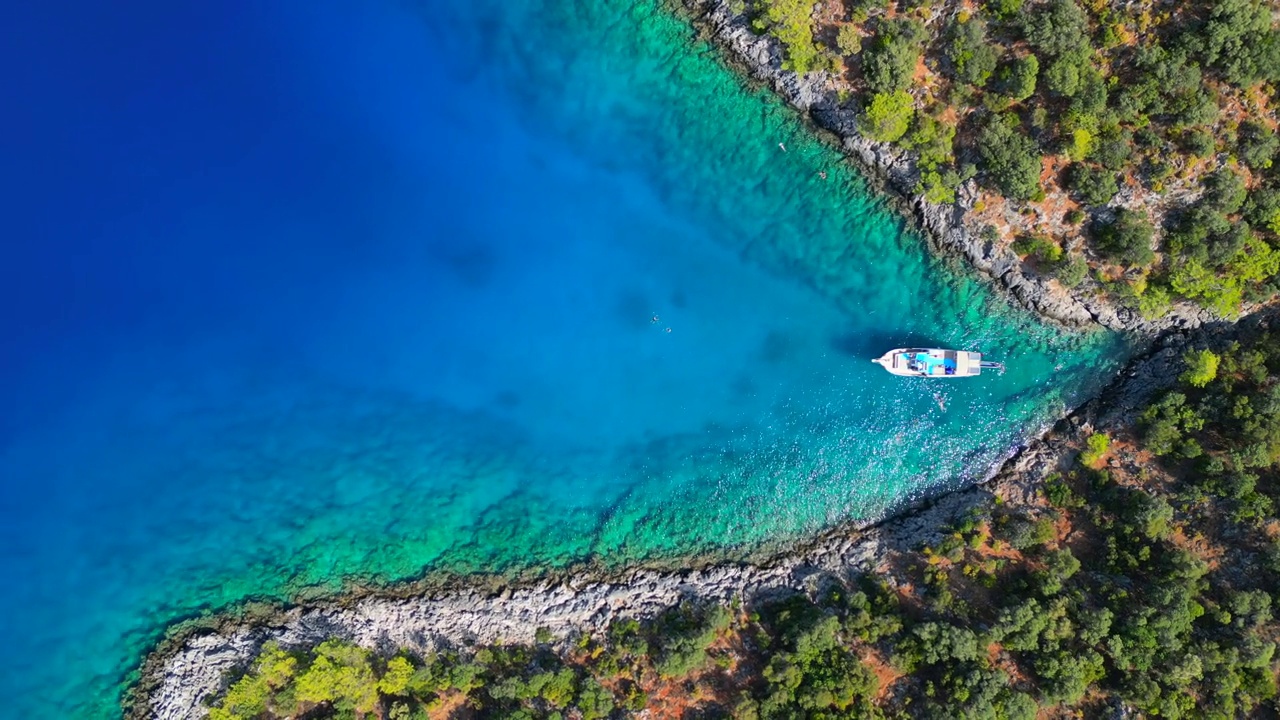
[0,0,1124,716]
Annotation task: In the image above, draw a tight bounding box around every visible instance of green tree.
[1054,252,1088,287]
[1203,167,1248,214]
[976,113,1043,201]
[1068,163,1118,206]
[1237,120,1279,169]
[1080,432,1109,466]
[208,643,298,720]
[379,656,415,696]
[1000,54,1039,102]
[651,602,731,677]
[294,640,381,715]
[1181,349,1220,387]
[862,18,926,94]
[1021,0,1090,58]
[1180,127,1217,158]
[1035,548,1081,595]
[947,16,999,87]
[1141,391,1205,455]
[1093,128,1133,170]
[759,0,821,73]
[835,24,861,57]
[862,91,915,142]
[576,677,615,720]
[1169,260,1245,316]
[1044,51,1088,96]
[1092,208,1155,267]
[1245,187,1280,234]
[1187,0,1280,87]
[986,0,1024,20]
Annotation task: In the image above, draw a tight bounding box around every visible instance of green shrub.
[985,0,1024,20]
[836,24,862,57]
[1000,514,1057,550]
[1013,234,1064,264]
[1092,208,1155,267]
[1079,432,1110,467]
[1054,253,1089,287]
[1067,163,1118,206]
[1042,474,1079,508]
[977,113,1043,201]
[1180,128,1217,158]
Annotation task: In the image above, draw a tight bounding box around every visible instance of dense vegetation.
[743,0,1280,319]
[206,331,1280,718]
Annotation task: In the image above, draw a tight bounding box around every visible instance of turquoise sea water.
[0,0,1125,716]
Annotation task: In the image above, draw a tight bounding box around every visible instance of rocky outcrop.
[131,485,991,720]
[678,0,1218,335]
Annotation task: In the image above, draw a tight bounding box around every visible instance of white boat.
[872,348,1003,377]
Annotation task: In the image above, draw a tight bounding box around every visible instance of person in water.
[651,314,660,324]
[932,391,947,412]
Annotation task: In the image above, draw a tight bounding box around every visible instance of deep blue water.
[0,0,1125,716]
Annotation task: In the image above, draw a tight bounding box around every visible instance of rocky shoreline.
[677,0,1218,335]
[128,299,1271,720]
[126,8,1274,718]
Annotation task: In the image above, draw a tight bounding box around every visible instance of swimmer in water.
[651,314,660,324]
[933,391,947,412]
[778,142,787,152]
[818,171,828,179]
[665,327,673,333]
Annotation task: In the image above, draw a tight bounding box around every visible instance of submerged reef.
[123,3,1280,717]
[130,308,1280,719]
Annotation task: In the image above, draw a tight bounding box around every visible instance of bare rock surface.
[138,492,972,720]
